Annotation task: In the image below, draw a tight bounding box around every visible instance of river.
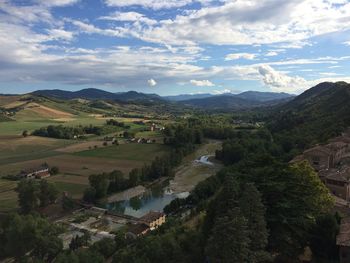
[105,140,222,218]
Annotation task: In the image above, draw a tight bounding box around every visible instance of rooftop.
[139,211,165,223]
[337,217,350,247]
[127,223,149,236]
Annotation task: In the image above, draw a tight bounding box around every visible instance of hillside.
[269,81,350,152]
[164,93,213,101]
[181,94,291,110]
[182,95,260,109]
[32,89,163,103]
[235,91,294,102]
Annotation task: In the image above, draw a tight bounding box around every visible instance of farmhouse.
[337,217,350,263]
[150,123,165,132]
[18,164,50,179]
[139,211,166,230]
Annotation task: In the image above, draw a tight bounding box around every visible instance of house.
[303,142,348,171]
[337,217,350,263]
[18,164,50,179]
[125,223,150,239]
[324,169,350,201]
[150,123,165,132]
[303,146,335,171]
[139,211,166,230]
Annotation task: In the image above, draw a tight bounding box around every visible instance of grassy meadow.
[0,94,169,212]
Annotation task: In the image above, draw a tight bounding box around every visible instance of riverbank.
[170,140,222,193]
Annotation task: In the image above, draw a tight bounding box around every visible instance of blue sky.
[1,0,350,95]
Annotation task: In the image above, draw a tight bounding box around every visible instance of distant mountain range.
[31,88,162,103]
[31,88,295,109]
[165,91,293,102]
[179,91,294,109]
[164,93,213,101]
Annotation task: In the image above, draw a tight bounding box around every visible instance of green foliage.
[16,179,39,214]
[38,180,59,207]
[90,238,116,258]
[310,213,340,262]
[0,214,63,260]
[69,232,91,250]
[32,124,121,139]
[269,82,350,155]
[16,179,59,214]
[239,183,270,262]
[205,208,250,263]
[49,166,59,175]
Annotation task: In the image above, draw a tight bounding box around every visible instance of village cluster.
[293,129,350,262]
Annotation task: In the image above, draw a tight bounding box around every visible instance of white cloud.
[148,79,157,86]
[212,89,233,94]
[319,72,343,76]
[47,29,74,41]
[104,0,193,10]
[37,0,79,7]
[123,0,350,47]
[265,51,278,57]
[190,79,215,87]
[257,64,307,93]
[99,11,157,25]
[225,53,256,60]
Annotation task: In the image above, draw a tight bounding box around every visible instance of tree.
[69,232,91,250]
[205,208,250,262]
[83,187,96,203]
[22,130,29,137]
[239,183,270,262]
[16,179,39,214]
[55,252,79,263]
[91,238,116,258]
[129,168,140,187]
[39,180,59,207]
[49,166,59,175]
[2,214,63,260]
[88,173,109,199]
[310,213,340,262]
[62,194,76,211]
[77,249,104,263]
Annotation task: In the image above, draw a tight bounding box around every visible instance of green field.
[0,120,60,135]
[74,143,169,162]
[0,179,18,212]
[0,137,75,167]
[48,181,88,198]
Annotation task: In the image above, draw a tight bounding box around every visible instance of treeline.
[32,124,122,139]
[106,119,128,128]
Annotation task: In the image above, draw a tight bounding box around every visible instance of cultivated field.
[74,143,169,162]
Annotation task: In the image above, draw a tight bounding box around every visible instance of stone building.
[337,217,350,263]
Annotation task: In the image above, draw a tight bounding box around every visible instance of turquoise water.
[106,183,189,218]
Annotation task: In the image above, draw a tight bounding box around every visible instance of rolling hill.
[181,93,292,110]
[269,81,350,151]
[234,91,294,102]
[165,91,294,103]
[164,93,213,101]
[32,88,163,103]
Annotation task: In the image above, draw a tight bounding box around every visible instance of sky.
[1,0,350,95]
